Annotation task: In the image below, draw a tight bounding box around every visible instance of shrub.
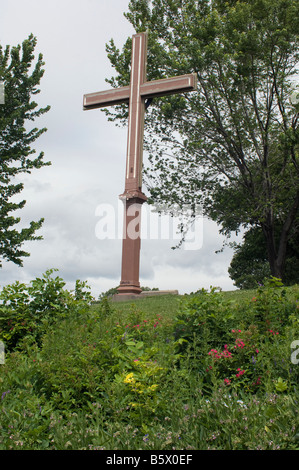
[173,279,298,395]
[0,274,298,450]
[173,287,236,358]
[0,269,93,351]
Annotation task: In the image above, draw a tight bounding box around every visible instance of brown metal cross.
[83,32,197,296]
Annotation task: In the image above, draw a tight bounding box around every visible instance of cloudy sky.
[0,0,240,297]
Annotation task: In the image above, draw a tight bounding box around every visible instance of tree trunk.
[262,191,299,281]
[262,222,284,279]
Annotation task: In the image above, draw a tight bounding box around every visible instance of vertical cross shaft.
[118,33,148,295]
[125,33,147,192]
[83,32,197,297]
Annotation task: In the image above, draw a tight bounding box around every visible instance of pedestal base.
[111,290,179,302]
[117,283,142,295]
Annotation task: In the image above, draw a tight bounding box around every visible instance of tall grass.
[0,272,298,450]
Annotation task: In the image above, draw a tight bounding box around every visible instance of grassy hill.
[0,273,298,450]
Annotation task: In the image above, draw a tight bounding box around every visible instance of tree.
[105,0,299,282]
[228,222,299,289]
[0,34,50,267]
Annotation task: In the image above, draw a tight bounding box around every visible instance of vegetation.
[0,34,50,267]
[0,270,298,450]
[228,226,299,289]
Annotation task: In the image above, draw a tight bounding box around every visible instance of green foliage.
[0,269,93,351]
[229,226,299,288]
[228,227,271,289]
[174,287,235,352]
[0,34,51,267]
[0,274,298,449]
[173,278,299,394]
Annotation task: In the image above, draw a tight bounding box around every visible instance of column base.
[117,283,142,295]
[111,289,179,302]
[119,189,148,203]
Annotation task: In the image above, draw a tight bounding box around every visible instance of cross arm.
[83,73,197,111]
[83,85,130,110]
[140,73,197,99]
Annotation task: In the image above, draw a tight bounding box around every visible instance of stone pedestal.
[111,290,179,302]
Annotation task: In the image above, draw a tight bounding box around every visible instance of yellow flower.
[124,372,135,384]
[149,384,158,391]
[129,402,142,408]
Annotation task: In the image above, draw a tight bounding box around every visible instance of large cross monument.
[83,32,197,297]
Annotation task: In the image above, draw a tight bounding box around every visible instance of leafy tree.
[228,223,299,289]
[0,34,50,267]
[105,0,299,282]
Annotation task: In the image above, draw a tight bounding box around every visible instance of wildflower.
[224,378,231,385]
[235,339,245,349]
[149,384,158,391]
[1,390,10,400]
[124,373,136,384]
[236,368,245,378]
[253,377,261,386]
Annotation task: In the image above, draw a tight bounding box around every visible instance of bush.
[0,269,93,351]
[173,279,299,394]
[0,274,298,450]
[173,287,236,357]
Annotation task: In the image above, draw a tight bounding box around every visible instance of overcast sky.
[0,0,240,297]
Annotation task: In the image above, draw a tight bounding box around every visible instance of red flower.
[236,368,245,378]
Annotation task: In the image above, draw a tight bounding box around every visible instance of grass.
[0,275,298,450]
[110,293,182,318]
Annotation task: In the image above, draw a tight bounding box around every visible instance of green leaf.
[275,377,288,392]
